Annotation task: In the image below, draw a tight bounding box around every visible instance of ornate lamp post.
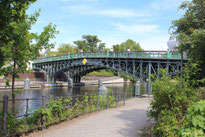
[167,26,177,51]
[167,36,177,51]
[167,26,183,77]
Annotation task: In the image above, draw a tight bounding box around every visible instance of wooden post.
[123,90,127,106]
[3,95,8,137]
[106,92,109,109]
[85,92,88,113]
[26,99,29,126]
[42,96,46,109]
[56,97,59,123]
[119,92,121,106]
[97,93,99,111]
[41,96,46,128]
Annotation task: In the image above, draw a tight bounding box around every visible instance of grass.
[87,70,114,77]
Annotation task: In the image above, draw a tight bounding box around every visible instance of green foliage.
[74,35,105,52]
[140,82,146,95]
[181,100,205,136]
[148,67,204,136]
[120,73,137,82]
[87,69,114,77]
[0,0,37,68]
[183,61,205,88]
[5,78,10,88]
[173,0,205,80]
[0,94,117,136]
[55,44,78,55]
[0,0,59,101]
[113,39,143,51]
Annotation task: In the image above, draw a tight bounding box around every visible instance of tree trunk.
[12,59,16,114]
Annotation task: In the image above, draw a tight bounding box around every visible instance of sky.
[27,0,186,51]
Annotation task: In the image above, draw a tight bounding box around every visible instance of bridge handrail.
[33,51,187,63]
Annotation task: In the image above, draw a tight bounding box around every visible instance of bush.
[148,68,204,136]
[0,94,117,136]
[181,100,205,136]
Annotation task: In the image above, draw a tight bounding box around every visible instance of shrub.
[148,68,204,136]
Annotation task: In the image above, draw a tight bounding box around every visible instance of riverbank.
[0,76,130,90]
[81,76,130,85]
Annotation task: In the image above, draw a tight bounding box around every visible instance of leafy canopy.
[57,44,78,55]
[112,39,143,51]
[74,35,105,52]
[0,0,59,101]
[0,0,38,68]
[173,0,205,78]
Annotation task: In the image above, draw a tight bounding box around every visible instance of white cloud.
[150,0,185,10]
[62,5,92,13]
[96,9,148,18]
[62,5,149,18]
[139,35,169,50]
[114,24,159,33]
[60,0,98,2]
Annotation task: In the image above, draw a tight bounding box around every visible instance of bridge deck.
[33,51,187,63]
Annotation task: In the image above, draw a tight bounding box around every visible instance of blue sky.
[27,0,185,51]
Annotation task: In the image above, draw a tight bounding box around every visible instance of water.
[0,83,134,115]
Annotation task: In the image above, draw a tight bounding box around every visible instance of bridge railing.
[33,51,187,63]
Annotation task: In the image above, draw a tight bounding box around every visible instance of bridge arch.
[32,51,187,85]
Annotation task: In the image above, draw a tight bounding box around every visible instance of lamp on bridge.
[167,26,177,51]
[167,36,177,51]
[167,26,183,77]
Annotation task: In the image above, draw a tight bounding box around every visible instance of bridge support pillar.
[50,71,53,83]
[140,61,143,82]
[53,73,57,84]
[68,77,73,87]
[46,71,49,83]
[157,62,160,79]
[77,76,81,83]
[134,82,140,97]
[74,77,77,83]
[147,62,152,94]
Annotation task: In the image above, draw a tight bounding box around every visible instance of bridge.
[32,50,187,87]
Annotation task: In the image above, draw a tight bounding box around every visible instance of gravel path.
[29,97,151,137]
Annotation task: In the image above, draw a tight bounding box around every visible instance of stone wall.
[6,71,46,80]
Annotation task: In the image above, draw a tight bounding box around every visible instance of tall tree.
[0,0,37,69]
[173,0,205,79]
[113,39,143,51]
[57,44,78,55]
[74,35,105,52]
[0,0,59,107]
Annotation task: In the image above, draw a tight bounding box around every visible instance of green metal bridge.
[32,50,187,86]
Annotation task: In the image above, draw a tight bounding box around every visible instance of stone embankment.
[0,76,129,90]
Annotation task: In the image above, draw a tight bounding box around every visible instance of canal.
[0,82,134,115]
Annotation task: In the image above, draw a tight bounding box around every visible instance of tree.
[47,51,58,56]
[173,0,205,79]
[0,0,59,108]
[57,44,78,55]
[74,35,105,52]
[113,39,143,51]
[0,0,37,69]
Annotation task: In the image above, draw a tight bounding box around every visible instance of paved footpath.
[29,97,152,137]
